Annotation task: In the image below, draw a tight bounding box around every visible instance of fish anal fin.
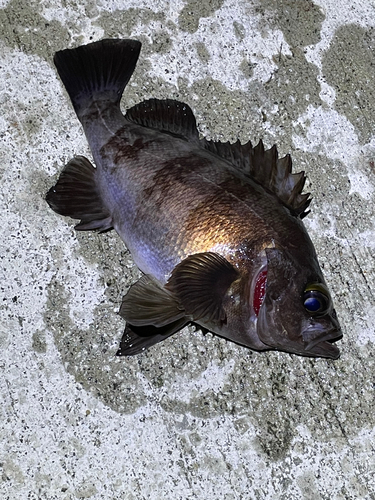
[202,137,312,217]
[166,252,239,324]
[75,217,113,232]
[126,98,200,144]
[46,156,113,232]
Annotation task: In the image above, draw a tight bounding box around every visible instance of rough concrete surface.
[1,0,375,498]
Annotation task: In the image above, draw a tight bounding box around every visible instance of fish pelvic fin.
[116,319,187,356]
[46,156,113,232]
[53,39,141,118]
[201,138,311,218]
[118,274,187,355]
[119,275,186,327]
[117,253,239,354]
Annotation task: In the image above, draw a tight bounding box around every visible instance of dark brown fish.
[46,39,342,358]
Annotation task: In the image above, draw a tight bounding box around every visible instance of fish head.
[255,247,342,359]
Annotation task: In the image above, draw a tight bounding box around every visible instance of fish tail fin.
[53,39,141,117]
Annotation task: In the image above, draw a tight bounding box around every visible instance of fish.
[46,39,342,359]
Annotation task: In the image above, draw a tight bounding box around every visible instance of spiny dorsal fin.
[201,138,311,218]
[126,98,200,144]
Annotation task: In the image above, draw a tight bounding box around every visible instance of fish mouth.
[303,328,342,359]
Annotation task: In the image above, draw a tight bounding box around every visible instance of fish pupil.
[253,269,267,316]
[304,296,321,312]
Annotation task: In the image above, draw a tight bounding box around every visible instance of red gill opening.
[253,269,267,316]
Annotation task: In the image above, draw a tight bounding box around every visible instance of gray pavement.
[1,1,375,498]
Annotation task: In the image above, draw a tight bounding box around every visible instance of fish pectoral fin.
[119,275,186,327]
[46,156,113,232]
[166,252,239,324]
[116,319,187,356]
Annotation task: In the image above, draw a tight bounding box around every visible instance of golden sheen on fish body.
[46,39,342,359]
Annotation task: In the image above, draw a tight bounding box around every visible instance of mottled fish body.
[47,39,342,358]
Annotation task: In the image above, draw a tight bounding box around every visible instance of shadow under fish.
[46,39,342,359]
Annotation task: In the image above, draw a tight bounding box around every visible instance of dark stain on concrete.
[322,24,375,144]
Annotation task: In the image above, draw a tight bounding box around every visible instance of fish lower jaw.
[303,340,340,359]
[303,329,342,359]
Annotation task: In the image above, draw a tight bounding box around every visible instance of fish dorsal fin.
[166,252,239,323]
[126,98,200,144]
[201,138,311,218]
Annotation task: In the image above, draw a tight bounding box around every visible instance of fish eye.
[303,283,331,315]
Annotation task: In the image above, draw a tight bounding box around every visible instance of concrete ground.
[1,0,375,498]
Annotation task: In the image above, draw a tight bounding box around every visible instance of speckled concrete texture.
[1,1,375,499]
